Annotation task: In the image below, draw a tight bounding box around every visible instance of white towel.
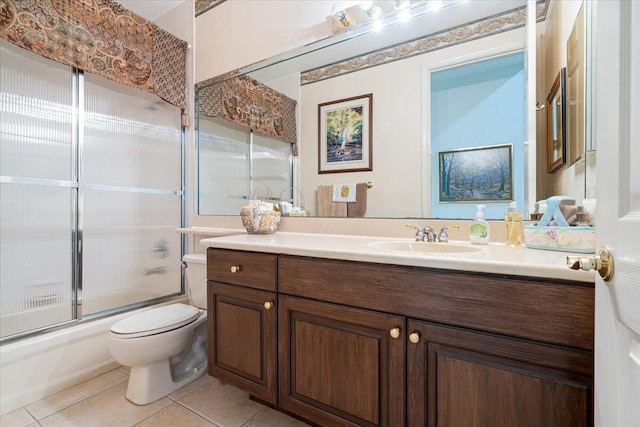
[332,184,357,202]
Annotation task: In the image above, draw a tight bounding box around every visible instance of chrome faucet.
[437,226,458,243]
[406,224,459,242]
[405,224,436,242]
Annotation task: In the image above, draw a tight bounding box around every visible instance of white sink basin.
[367,240,483,254]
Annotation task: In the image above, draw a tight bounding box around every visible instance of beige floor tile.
[38,382,171,427]
[177,379,262,427]
[26,368,129,420]
[244,407,311,426]
[167,373,214,402]
[0,407,37,427]
[135,403,216,427]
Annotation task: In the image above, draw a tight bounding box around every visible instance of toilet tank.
[182,254,207,309]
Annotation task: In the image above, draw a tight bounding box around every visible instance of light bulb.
[394,0,410,10]
[368,6,383,19]
[358,1,373,11]
[331,3,351,27]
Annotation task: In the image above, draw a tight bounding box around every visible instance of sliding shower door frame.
[0,65,187,343]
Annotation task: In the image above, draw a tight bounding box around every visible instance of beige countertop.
[200,231,595,283]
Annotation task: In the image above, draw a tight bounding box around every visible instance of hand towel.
[332,183,357,202]
[347,183,367,218]
[317,185,347,217]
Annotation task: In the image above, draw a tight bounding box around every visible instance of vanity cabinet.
[206,249,278,404]
[406,320,592,427]
[278,295,405,427]
[207,248,594,426]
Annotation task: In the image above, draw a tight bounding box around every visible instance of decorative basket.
[278,187,307,217]
[524,226,595,253]
[240,200,281,234]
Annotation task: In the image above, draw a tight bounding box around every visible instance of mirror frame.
[546,68,566,173]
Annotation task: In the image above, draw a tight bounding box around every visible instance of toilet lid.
[110,303,201,338]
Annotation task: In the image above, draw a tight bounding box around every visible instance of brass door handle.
[230,265,241,273]
[567,246,614,281]
[264,301,274,310]
[389,327,401,339]
[409,332,420,344]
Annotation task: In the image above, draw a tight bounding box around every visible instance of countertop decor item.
[240,200,281,234]
[524,196,595,253]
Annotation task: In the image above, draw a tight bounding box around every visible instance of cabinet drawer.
[279,255,594,350]
[207,249,277,291]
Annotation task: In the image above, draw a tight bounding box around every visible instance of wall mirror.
[566,1,586,167]
[196,0,588,220]
[546,68,566,173]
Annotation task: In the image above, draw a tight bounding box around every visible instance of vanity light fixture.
[329,0,452,34]
[331,3,351,28]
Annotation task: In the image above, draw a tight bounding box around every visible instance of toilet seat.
[110,303,202,339]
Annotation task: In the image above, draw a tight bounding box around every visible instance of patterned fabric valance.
[199,75,298,151]
[0,0,188,110]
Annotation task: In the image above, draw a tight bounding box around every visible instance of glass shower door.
[0,41,76,338]
[81,74,183,316]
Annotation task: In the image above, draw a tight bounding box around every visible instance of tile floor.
[1,367,309,427]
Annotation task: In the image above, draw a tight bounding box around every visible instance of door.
[593,2,640,426]
[207,281,277,405]
[278,295,405,427]
[406,320,592,427]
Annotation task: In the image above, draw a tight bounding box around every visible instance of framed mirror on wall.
[194,0,592,219]
[546,68,566,173]
[566,1,586,167]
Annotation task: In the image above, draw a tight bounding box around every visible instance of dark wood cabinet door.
[207,281,277,404]
[278,295,405,427]
[407,319,593,427]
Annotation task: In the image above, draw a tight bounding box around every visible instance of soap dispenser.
[504,201,523,247]
[470,205,490,244]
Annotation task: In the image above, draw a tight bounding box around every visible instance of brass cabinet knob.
[409,332,421,344]
[389,327,401,339]
[230,265,241,273]
[264,301,274,310]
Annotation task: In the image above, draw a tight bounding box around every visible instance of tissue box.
[524,225,595,253]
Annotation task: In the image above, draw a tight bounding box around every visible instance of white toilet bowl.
[108,254,208,405]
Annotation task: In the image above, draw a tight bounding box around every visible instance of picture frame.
[318,94,372,174]
[546,68,567,173]
[438,144,513,202]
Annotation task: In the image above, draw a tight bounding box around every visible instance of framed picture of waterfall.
[318,94,373,174]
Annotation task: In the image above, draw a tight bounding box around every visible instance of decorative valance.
[0,0,188,110]
[198,75,298,152]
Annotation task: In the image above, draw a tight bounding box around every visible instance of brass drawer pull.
[230,265,241,273]
[389,327,401,339]
[264,301,274,310]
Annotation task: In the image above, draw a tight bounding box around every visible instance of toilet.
[108,254,208,405]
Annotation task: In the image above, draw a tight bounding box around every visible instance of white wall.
[195,1,336,82]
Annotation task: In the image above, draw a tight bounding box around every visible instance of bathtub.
[0,295,188,415]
